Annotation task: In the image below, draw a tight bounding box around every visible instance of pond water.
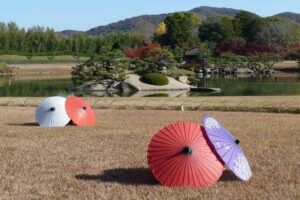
[0,73,300,97]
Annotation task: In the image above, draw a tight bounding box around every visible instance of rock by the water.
[90,84,107,91]
[73,81,98,90]
[73,80,120,91]
[124,74,191,91]
[177,76,190,84]
[236,68,254,74]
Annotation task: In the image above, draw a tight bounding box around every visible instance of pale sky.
[1,0,300,31]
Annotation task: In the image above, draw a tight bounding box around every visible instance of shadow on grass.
[6,122,39,126]
[6,121,77,127]
[219,170,240,182]
[75,168,158,185]
[66,121,77,126]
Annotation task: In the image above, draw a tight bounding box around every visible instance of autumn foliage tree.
[286,43,300,59]
[241,43,276,56]
[124,43,161,59]
[215,39,246,55]
[216,39,275,56]
[154,22,167,37]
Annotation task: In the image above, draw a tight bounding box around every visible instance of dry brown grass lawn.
[1,96,300,114]
[8,64,73,73]
[274,61,298,69]
[0,107,299,199]
[8,74,71,81]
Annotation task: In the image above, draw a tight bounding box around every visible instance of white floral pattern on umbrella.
[205,117,221,130]
[233,153,252,181]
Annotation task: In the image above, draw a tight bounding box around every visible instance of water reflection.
[0,73,299,97]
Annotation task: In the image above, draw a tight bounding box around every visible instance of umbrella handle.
[182,146,192,156]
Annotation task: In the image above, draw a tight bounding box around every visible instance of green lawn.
[167,68,195,77]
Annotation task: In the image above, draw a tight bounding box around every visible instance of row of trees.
[1,11,300,59]
[72,42,287,87]
[0,22,144,55]
[204,52,282,70]
[2,11,299,87]
[154,11,300,59]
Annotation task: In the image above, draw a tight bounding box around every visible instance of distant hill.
[59,6,300,37]
[58,30,83,36]
[86,14,167,38]
[86,6,240,37]
[58,6,240,37]
[275,12,300,25]
[189,6,240,20]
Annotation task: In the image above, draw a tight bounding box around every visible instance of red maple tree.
[124,43,161,59]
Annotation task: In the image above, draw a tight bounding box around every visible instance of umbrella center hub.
[235,139,240,145]
[182,146,192,156]
[82,106,87,110]
[50,107,55,112]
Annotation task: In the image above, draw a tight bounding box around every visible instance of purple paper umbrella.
[203,115,252,181]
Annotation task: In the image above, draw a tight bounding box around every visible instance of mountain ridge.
[58,6,300,37]
[275,12,300,25]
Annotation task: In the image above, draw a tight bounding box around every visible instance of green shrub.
[141,73,169,86]
[0,63,10,73]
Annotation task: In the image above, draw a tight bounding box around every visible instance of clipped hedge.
[141,73,169,86]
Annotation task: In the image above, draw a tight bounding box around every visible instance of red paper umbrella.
[65,96,96,126]
[147,122,224,187]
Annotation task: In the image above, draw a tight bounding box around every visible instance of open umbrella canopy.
[203,115,252,181]
[35,96,70,127]
[147,122,224,187]
[65,96,96,126]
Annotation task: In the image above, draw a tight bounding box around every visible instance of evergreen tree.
[163,12,201,46]
[72,49,129,86]
[233,11,264,41]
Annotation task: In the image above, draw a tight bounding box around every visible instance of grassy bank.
[0,96,299,114]
[0,108,298,199]
[273,61,298,69]
[8,64,75,74]
[0,55,89,64]
[0,55,298,69]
